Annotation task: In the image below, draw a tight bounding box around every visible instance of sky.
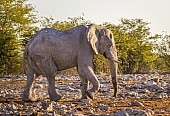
[28,0,170,35]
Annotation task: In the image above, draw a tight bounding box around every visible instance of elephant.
[22,24,120,102]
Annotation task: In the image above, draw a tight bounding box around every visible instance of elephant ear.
[86,24,100,54]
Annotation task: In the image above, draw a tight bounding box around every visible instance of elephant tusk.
[111,58,121,63]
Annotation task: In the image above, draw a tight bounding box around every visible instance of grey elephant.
[22,24,120,102]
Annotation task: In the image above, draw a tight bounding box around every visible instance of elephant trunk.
[109,59,118,97]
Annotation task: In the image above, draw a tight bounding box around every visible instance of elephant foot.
[114,93,117,97]
[50,94,62,101]
[81,93,88,99]
[86,91,94,100]
[22,96,37,102]
[81,96,88,99]
[113,89,117,97]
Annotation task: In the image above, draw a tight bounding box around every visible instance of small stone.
[59,85,68,90]
[38,78,48,84]
[167,84,170,94]
[32,102,42,107]
[141,77,147,81]
[147,84,165,93]
[146,80,157,86]
[152,94,163,99]
[16,77,26,81]
[34,84,44,88]
[114,110,129,116]
[109,103,116,107]
[128,92,138,97]
[55,103,61,109]
[68,86,75,91]
[80,99,90,104]
[47,111,55,116]
[11,104,17,110]
[99,88,109,92]
[68,86,80,92]
[131,100,144,107]
[151,78,159,82]
[146,109,155,115]
[97,104,109,111]
[41,101,53,111]
[125,108,150,116]
[5,94,12,98]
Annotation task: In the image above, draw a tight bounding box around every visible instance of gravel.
[0,73,170,115]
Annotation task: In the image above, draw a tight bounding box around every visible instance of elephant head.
[87,24,119,97]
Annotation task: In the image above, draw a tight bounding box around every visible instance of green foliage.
[151,34,170,72]
[0,0,38,75]
[93,54,109,74]
[1,3,169,76]
[40,16,90,30]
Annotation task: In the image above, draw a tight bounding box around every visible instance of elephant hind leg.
[46,75,62,101]
[39,59,62,101]
[22,64,38,102]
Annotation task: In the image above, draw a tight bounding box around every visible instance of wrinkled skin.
[22,24,119,102]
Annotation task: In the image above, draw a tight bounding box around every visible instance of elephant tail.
[20,46,28,76]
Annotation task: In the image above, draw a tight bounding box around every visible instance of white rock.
[11,104,17,110]
[16,77,26,81]
[128,92,138,97]
[146,80,157,86]
[38,78,48,84]
[59,85,68,90]
[68,86,75,91]
[67,86,80,92]
[99,88,109,92]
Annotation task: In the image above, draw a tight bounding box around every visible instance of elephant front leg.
[22,66,37,102]
[79,66,100,99]
[86,78,100,99]
[79,74,89,99]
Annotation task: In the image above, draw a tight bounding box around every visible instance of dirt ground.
[0,74,170,115]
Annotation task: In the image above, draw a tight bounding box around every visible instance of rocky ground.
[0,73,170,116]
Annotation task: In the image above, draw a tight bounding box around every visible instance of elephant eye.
[98,33,101,37]
[110,34,112,39]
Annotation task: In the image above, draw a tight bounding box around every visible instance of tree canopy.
[0,0,38,75]
[0,0,169,75]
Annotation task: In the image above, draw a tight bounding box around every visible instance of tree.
[104,19,157,73]
[0,0,38,75]
[151,34,170,72]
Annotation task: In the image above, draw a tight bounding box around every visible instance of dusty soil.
[0,74,170,115]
